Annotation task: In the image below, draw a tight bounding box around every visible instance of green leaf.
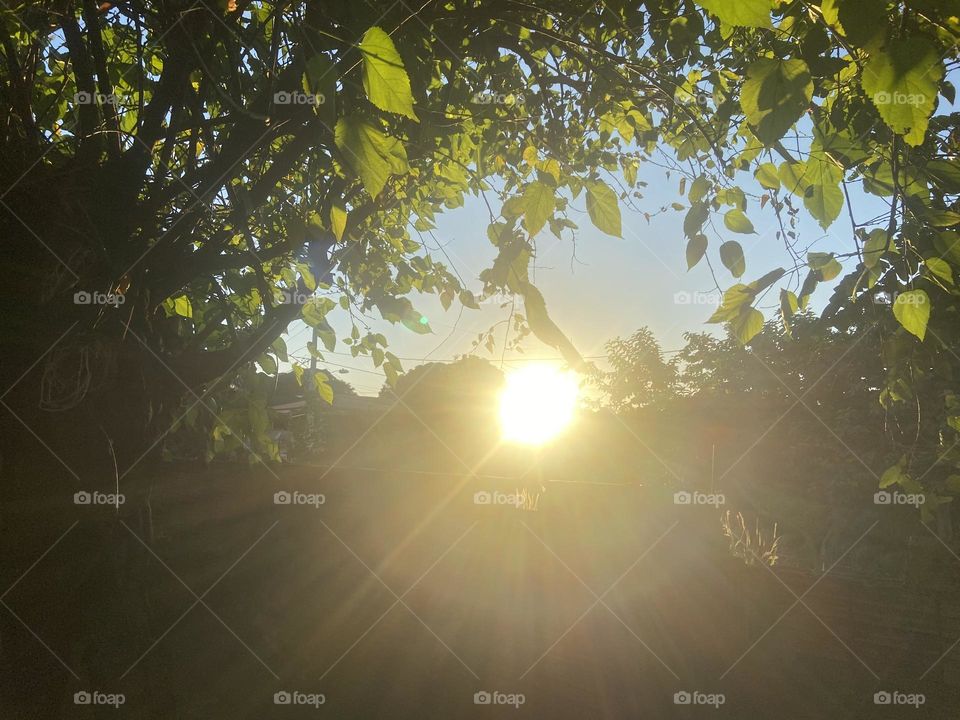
[893,289,931,341]
[798,270,819,309]
[257,353,278,375]
[741,58,813,145]
[925,209,960,228]
[173,295,192,319]
[330,205,348,242]
[781,289,799,315]
[585,180,622,237]
[376,295,432,334]
[383,362,399,387]
[334,115,409,198]
[835,0,886,49]
[686,233,708,270]
[522,181,556,236]
[820,0,840,27]
[313,372,334,404]
[801,153,844,229]
[719,240,746,277]
[521,284,584,367]
[778,157,843,230]
[298,263,317,291]
[708,284,754,323]
[272,336,288,362]
[863,229,890,269]
[780,289,799,329]
[778,162,807,194]
[684,202,710,238]
[302,297,336,327]
[358,27,418,121]
[808,252,842,281]
[724,208,755,234]
[879,461,906,489]
[926,160,960,194]
[755,163,780,191]
[459,289,481,309]
[696,0,772,28]
[301,54,336,122]
[303,54,332,95]
[501,195,526,219]
[689,176,711,203]
[861,38,944,147]
[748,268,786,293]
[925,257,954,285]
[936,232,960,266]
[730,307,765,344]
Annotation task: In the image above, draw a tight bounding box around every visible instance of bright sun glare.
[499,365,579,445]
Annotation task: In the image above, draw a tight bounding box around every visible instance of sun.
[498,364,580,445]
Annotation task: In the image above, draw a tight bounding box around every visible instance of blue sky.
[285,160,891,395]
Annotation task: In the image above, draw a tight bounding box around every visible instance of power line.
[291,347,613,364]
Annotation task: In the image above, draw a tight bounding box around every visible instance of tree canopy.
[2,0,960,496]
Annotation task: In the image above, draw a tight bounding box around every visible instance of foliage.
[1,0,960,492]
[382,356,504,414]
[602,328,679,410]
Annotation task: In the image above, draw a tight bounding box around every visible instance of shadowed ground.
[2,461,960,718]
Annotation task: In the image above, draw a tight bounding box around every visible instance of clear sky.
[285,158,890,395]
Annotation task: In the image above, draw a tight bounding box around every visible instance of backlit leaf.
[335,115,409,198]
[731,307,765,344]
[861,38,943,147]
[741,58,813,145]
[687,233,708,270]
[893,289,931,341]
[359,27,418,121]
[330,205,348,242]
[522,181,556,236]
[585,180,622,237]
[719,240,746,277]
[696,0,772,28]
[724,209,755,234]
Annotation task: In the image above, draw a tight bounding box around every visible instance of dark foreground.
[2,461,960,719]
